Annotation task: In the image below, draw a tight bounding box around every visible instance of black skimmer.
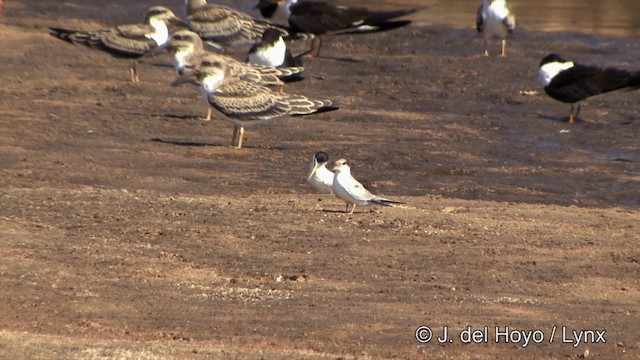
[539,53,640,123]
[247,28,304,69]
[171,57,337,148]
[307,152,334,194]
[49,6,184,82]
[185,0,287,49]
[331,159,405,214]
[476,0,515,57]
[255,0,421,57]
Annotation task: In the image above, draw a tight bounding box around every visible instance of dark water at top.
[329,0,640,37]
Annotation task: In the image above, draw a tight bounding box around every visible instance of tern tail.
[369,197,405,206]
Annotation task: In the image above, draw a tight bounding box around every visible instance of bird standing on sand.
[255,0,421,57]
[476,0,515,56]
[332,159,404,214]
[172,58,337,148]
[538,53,640,123]
[49,6,184,82]
[165,31,303,120]
[307,152,334,194]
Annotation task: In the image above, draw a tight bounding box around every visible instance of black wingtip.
[316,106,340,114]
[290,106,339,118]
[338,20,413,35]
[371,199,406,206]
[48,27,75,42]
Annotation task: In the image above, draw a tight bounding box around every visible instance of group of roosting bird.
[49,0,640,213]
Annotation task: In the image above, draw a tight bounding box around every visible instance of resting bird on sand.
[185,0,287,49]
[538,53,640,123]
[166,31,304,119]
[49,6,184,82]
[171,57,337,148]
[331,158,404,214]
[255,0,422,57]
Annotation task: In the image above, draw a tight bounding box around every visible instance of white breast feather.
[539,61,574,87]
[147,17,169,46]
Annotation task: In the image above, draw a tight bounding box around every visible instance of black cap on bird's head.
[255,0,280,18]
[539,53,569,67]
[261,28,284,45]
[314,151,329,164]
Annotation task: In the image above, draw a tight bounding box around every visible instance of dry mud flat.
[0,1,639,359]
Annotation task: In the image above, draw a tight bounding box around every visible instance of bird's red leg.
[304,37,322,58]
[568,104,576,123]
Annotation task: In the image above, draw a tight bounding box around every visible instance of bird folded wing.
[115,24,153,39]
[208,83,283,120]
[102,30,156,56]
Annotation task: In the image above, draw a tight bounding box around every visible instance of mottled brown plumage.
[172,58,337,148]
[49,6,182,82]
[185,0,287,47]
[168,31,303,86]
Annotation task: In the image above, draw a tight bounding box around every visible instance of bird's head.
[332,158,350,173]
[307,152,330,180]
[538,53,574,87]
[145,6,188,28]
[168,30,202,53]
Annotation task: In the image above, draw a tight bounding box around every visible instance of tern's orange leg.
[231,125,245,148]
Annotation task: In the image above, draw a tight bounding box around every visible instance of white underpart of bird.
[272,0,296,25]
[173,47,193,73]
[200,70,226,96]
[538,61,575,87]
[307,153,334,194]
[331,159,403,213]
[146,17,170,46]
[483,0,511,39]
[248,36,287,67]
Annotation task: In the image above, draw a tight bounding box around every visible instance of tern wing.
[341,175,376,202]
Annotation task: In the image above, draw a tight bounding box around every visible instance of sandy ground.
[0,0,639,359]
